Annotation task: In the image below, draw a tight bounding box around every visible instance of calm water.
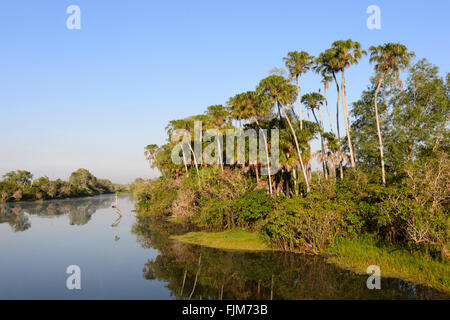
[0,194,447,300]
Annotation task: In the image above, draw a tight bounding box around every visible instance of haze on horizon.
[1,0,449,184]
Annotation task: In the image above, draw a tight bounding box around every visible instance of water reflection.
[0,194,128,230]
[133,216,449,300]
[0,194,447,300]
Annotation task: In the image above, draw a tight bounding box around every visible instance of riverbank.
[172,229,450,294]
[327,237,450,294]
[171,229,272,251]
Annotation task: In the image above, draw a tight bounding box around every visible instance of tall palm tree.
[257,75,310,193]
[331,39,366,168]
[283,51,314,129]
[302,92,328,179]
[369,43,415,186]
[314,49,344,178]
[320,72,334,134]
[228,91,274,194]
[205,105,229,172]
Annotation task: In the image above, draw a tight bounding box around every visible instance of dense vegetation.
[0,168,124,202]
[134,41,449,265]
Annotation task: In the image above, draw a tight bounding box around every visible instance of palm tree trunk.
[296,75,303,129]
[254,117,273,195]
[341,70,356,168]
[255,164,259,184]
[181,148,189,177]
[217,137,224,172]
[374,72,387,186]
[311,108,328,179]
[279,104,310,193]
[318,105,329,179]
[332,72,344,179]
[324,84,334,134]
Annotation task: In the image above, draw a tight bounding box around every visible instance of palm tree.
[166,119,201,181]
[257,75,310,193]
[314,49,344,178]
[369,42,415,186]
[228,91,274,194]
[144,144,160,167]
[283,51,314,129]
[331,39,366,168]
[319,72,334,134]
[205,105,229,172]
[302,92,328,179]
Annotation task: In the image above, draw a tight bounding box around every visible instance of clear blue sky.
[0,0,449,183]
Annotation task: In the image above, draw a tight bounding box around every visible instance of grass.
[326,237,450,293]
[171,229,272,251]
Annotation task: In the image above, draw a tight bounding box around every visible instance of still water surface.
[0,194,447,299]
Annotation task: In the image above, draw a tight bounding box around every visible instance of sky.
[0,0,449,183]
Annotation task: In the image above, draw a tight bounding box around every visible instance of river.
[0,194,447,299]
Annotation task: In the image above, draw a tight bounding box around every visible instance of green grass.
[327,237,450,293]
[171,229,272,251]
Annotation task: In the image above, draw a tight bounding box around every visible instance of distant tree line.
[0,168,125,202]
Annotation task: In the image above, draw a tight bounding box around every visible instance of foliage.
[0,168,122,202]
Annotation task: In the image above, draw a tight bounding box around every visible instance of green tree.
[257,75,310,193]
[332,39,366,167]
[283,51,314,129]
[302,93,328,179]
[369,42,415,185]
[144,144,160,168]
[205,105,230,171]
[2,170,33,189]
[314,49,345,178]
[228,91,274,194]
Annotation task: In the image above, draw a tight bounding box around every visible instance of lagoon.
[0,194,447,299]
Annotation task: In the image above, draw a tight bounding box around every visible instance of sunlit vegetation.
[134,40,449,287]
[327,237,450,293]
[0,168,125,202]
[171,229,271,251]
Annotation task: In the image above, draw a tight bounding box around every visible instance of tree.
[369,42,415,185]
[205,105,230,172]
[228,91,274,194]
[2,170,33,189]
[332,39,366,167]
[69,168,100,195]
[283,51,314,129]
[314,49,345,178]
[257,75,310,193]
[302,93,328,179]
[319,72,334,135]
[144,144,160,168]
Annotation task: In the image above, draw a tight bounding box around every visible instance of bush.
[232,189,272,229]
[197,197,231,230]
[262,194,345,254]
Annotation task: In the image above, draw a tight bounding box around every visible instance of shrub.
[232,189,272,229]
[262,194,345,254]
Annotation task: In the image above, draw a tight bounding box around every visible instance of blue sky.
[0,0,449,183]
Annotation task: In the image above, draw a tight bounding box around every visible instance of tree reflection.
[132,216,449,300]
[0,194,114,231]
